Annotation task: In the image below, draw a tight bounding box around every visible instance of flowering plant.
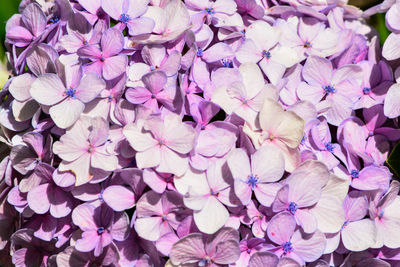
[0,0,400,266]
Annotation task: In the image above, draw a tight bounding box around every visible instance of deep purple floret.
[325,142,334,152]
[287,202,298,215]
[282,241,294,254]
[64,88,76,98]
[323,85,336,94]
[246,174,258,189]
[350,169,359,178]
[119,13,131,23]
[363,87,371,94]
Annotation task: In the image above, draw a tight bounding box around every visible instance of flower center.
[221,59,233,68]
[303,41,311,48]
[363,87,371,95]
[287,202,298,215]
[83,40,88,45]
[119,13,131,23]
[197,48,204,57]
[325,142,334,153]
[341,220,349,230]
[246,174,258,189]
[323,85,336,94]
[49,16,60,24]
[64,88,76,98]
[378,210,384,219]
[97,227,105,235]
[100,56,106,62]
[205,8,215,15]
[350,169,359,178]
[262,50,271,59]
[282,241,293,254]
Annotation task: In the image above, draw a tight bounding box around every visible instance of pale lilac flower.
[30,71,105,129]
[101,0,154,36]
[227,145,285,206]
[267,212,326,265]
[123,112,196,176]
[298,56,362,126]
[53,116,119,186]
[169,227,240,266]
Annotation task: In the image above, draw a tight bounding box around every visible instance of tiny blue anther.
[150,65,156,71]
[246,174,258,189]
[107,95,113,102]
[205,7,215,15]
[378,210,384,218]
[341,220,349,230]
[99,188,105,201]
[97,227,105,235]
[119,13,131,23]
[197,48,204,57]
[303,41,311,48]
[100,56,106,62]
[65,88,76,98]
[282,241,293,254]
[262,50,271,59]
[287,202,298,215]
[363,87,371,95]
[222,59,233,68]
[350,169,359,178]
[323,85,336,94]
[325,142,334,153]
[49,16,60,23]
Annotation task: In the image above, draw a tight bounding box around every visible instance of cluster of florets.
[0,0,399,266]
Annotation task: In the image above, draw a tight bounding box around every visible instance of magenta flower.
[71,203,130,256]
[78,28,128,80]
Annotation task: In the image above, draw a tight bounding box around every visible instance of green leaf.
[387,141,400,178]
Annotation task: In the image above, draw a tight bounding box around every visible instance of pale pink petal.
[341,219,376,251]
[75,73,106,103]
[193,196,229,234]
[102,185,135,212]
[103,55,128,80]
[135,216,163,241]
[27,183,50,214]
[30,74,66,105]
[127,17,155,36]
[267,212,296,245]
[136,146,161,169]
[382,33,400,61]
[157,146,188,176]
[302,56,332,86]
[49,98,85,129]
[249,252,279,267]
[123,123,158,151]
[170,233,206,265]
[101,28,124,57]
[71,204,97,231]
[251,145,285,183]
[295,209,317,234]
[291,229,326,262]
[384,83,400,118]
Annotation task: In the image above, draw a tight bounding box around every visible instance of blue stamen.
[107,95,113,102]
[350,169,359,178]
[323,85,336,94]
[119,13,131,23]
[341,220,349,230]
[65,88,76,98]
[197,48,204,57]
[303,41,311,48]
[325,142,334,153]
[282,241,293,254]
[287,202,298,215]
[222,59,233,68]
[150,65,156,71]
[262,50,271,59]
[205,8,215,15]
[378,210,384,218]
[300,136,306,144]
[363,87,371,95]
[100,56,106,62]
[97,227,105,235]
[246,174,258,189]
[49,16,60,24]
